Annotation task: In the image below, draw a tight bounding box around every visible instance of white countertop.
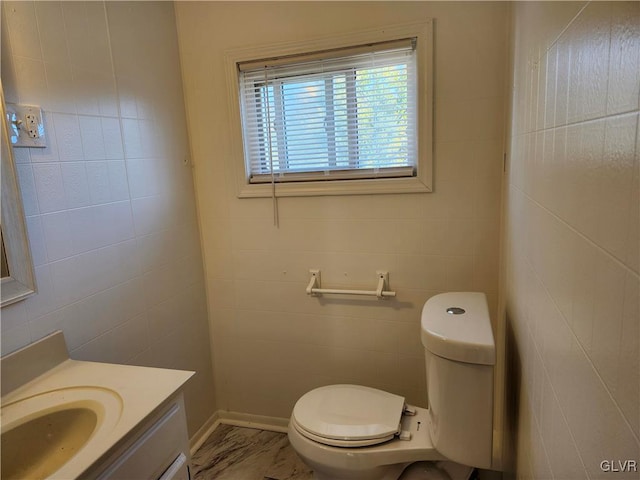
[1,333,193,479]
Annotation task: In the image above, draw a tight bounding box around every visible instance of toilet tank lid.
[421,292,495,365]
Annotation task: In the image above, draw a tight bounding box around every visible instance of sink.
[1,387,123,480]
[2,407,97,479]
[0,332,193,480]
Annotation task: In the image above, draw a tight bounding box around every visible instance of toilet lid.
[292,385,404,444]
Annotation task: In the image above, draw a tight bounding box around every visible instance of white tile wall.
[505,2,640,478]
[1,1,215,438]
[176,2,507,419]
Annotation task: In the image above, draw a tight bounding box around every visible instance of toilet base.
[306,461,474,480]
[305,459,407,480]
[398,462,475,480]
[289,406,446,480]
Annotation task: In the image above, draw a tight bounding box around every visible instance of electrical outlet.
[26,113,39,138]
[5,103,47,148]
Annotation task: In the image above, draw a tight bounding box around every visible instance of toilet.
[288,292,496,480]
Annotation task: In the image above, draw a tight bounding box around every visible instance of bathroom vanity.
[1,331,194,480]
[89,394,191,480]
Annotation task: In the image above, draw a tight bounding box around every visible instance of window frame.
[224,21,433,198]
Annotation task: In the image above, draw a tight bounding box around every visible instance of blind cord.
[264,67,279,228]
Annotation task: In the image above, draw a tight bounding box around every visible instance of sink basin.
[1,387,123,480]
[2,407,97,479]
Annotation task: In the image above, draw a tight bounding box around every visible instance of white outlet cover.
[5,103,47,148]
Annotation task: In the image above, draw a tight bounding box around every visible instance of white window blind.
[238,39,418,184]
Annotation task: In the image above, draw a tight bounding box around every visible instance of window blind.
[238,39,418,183]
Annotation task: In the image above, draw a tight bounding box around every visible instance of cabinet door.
[98,400,190,480]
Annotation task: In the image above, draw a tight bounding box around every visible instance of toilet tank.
[421,292,495,470]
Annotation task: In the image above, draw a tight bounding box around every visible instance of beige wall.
[504,2,639,478]
[176,2,507,418]
[0,1,215,437]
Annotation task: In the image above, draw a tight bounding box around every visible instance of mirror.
[1,81,36,307]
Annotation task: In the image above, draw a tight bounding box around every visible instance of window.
[239,39,417,183]
[225,22,433,197]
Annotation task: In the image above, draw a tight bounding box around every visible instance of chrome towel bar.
[306,270,396,299]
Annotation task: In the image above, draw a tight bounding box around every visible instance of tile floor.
[191,424,314,480]
[190,425,481,480]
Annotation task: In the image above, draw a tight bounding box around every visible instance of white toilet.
[288,292,495,480]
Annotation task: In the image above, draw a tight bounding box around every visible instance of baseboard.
[218,410,289,433]
[189,410,289,454]
[189,411,221,455]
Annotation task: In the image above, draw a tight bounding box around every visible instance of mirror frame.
[1,82,36,307]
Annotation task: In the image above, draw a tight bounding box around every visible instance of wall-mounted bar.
[306,270,396,299]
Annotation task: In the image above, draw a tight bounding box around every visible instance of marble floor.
[191,424,314,480]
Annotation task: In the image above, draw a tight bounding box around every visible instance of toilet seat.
[292,384,405,447]
[292,415,396,447]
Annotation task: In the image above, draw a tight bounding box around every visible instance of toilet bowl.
[288,386,444,480]
[287,292,495,480]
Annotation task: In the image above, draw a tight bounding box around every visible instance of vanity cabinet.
[90,393,191,480]
[1,332,194,480]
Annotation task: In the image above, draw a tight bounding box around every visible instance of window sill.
[236,176,432,198]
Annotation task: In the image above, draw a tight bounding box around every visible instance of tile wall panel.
[0,1,215,438]
[505,2,639,478]
[176,2,507,419]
